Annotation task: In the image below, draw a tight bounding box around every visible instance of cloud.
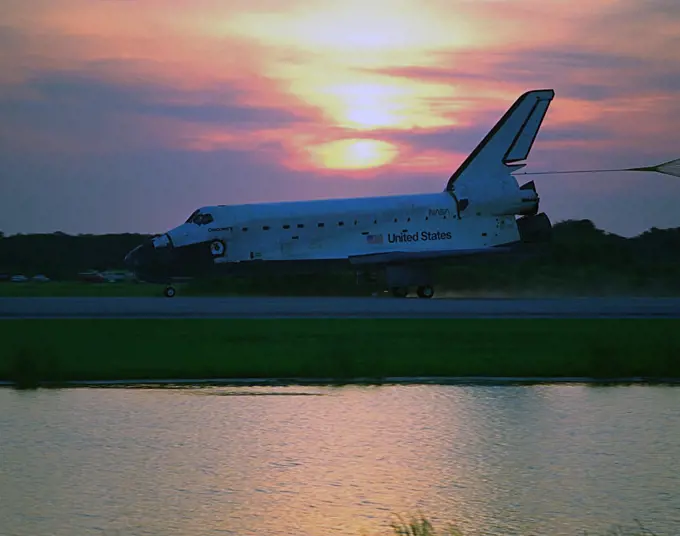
[0,25,23,48]
[0,146,447,235]
[593,0,680,22]
[369,48,646,81]
[27,71,309,127]
[1,0,680,237]
[367,46,680,102]
[358,40,680,168]
[0,68,318,155]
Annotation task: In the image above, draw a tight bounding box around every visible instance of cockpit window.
[185,211,214,225]
[185,210,200,224]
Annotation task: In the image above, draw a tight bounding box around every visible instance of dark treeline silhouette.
[436,220,680,295]
[1,221,679,294]
[0,232,150,280]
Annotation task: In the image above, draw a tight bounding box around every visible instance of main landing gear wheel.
[417,285,434,299]
[164,286,176,298]
[391,287,408,298]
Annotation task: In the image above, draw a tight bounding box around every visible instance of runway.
[2,296,680,319]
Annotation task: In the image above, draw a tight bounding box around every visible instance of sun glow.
[219,0,476,137]
[287,76,458,132]
[220,0,481,53]
[309,139,398,170]
[6,0,677,179]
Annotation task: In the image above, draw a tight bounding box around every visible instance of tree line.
[1,221,679,294]
[0,232,149,280]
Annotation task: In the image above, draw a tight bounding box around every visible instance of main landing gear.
[164,286,176,298]
[417,285,435,299]
[390,285,435,299]
[384,264,434,299]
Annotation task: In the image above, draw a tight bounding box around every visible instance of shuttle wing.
[348,245,517,266]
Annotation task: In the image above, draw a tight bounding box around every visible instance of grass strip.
[1,319,679,387]
[0,282,159,297]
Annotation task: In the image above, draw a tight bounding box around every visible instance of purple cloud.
[0,70,311,147]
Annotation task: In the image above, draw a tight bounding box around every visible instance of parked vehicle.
[78,271,106,283]
[100,271,126,283]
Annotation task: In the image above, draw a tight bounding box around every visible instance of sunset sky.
[1,0,679,236]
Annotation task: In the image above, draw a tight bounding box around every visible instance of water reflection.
[1,385,679,536]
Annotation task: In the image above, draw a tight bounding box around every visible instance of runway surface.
[2,296,680,319]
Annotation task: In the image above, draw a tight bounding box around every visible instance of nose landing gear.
[164,286,176,298]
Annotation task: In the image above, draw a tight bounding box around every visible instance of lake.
[1,384,679,535]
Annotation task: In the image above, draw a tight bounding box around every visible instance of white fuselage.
[127,89,554,296]
[166,190,523,264]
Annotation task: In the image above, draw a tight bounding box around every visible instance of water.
[1,385,679,536]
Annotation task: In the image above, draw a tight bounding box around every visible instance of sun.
[309,139,398,170]
[328,82,402,130]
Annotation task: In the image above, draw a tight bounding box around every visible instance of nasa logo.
[428,208,450,217]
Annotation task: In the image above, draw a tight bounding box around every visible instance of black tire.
[164,286,176,298]
[416,285,434,299]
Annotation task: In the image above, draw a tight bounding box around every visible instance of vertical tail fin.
[446,89,555,191]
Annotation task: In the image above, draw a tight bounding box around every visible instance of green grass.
[0,282,160,297]
[1,319,679,386]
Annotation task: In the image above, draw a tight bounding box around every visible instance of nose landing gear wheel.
[416,285,434,299]
[164,286,176,298]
